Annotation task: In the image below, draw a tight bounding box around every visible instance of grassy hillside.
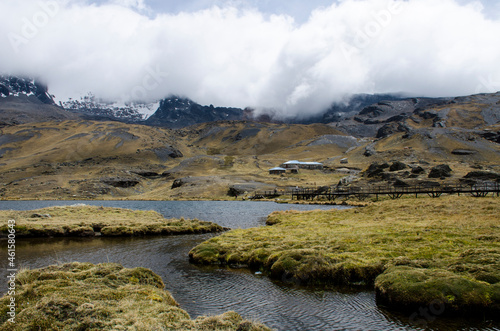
[0,114,498,200]
[0,120,354,199]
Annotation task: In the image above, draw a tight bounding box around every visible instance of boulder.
[452,149,477,156]
[30,213,51,218]
[481,131,500,144]
[365,162,390,178]
[410,165,425,174]
[376,123,411,139]
[419,110,439,120]
[364,145,376,157]
[463,171,500,182]
[393,179,410,187]
[389,161,407,172]
[171,178,187,189]
[428,164,452,178]
[227,186,245,197]
[102,178,140,188]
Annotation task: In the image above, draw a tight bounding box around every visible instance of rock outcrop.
[428,164,453,178]
[146,97,243,128]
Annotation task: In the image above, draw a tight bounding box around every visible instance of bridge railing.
[249,182,500,200]
[287,182,500,200]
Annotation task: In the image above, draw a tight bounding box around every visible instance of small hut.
[301,162,324,170]
[281,160,301,169]
[281,160,323,170]
[269,167,286,175]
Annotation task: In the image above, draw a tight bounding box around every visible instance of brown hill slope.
[0,120,358,199]
[0,97,499,200]
[0,95,78,127]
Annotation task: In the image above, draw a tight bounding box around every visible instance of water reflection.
[0,201,498,330]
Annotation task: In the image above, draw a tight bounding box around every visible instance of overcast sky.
[1,0,500,117]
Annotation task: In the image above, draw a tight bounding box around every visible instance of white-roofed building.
[280,160,323,170]
[269,167,287,175]
[281,160,301,169]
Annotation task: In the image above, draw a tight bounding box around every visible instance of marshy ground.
[0,262,270,330]
[189,195,500,317]
[0,205,226,238]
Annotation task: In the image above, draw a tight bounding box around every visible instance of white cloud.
[0,0,499,118]
[110,0,147,10]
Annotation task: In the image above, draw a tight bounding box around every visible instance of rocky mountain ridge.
[1,75,499,142]
[0,75,78,127]
[60,93,158,123]
[145,97,244,128]
[0,75,55,104]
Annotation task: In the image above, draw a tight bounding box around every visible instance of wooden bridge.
[251,182,500,200]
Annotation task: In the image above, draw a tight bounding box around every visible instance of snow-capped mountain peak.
[0,75,55,104]
[60,92,160,122]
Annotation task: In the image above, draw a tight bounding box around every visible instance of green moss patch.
[189,196,500,316]
[0,206,226,238]
[0,263,271,330]
[375,266,499,316]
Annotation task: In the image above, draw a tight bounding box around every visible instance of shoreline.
[189,196,500,317]
[0,205,227,238]
[0,197,367,207]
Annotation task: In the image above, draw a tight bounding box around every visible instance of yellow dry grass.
[0,262,271,330]
[0,119,498,200]
[189,196,500,315]
[0,205,225,237]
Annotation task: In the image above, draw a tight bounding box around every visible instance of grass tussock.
[189,196,500,316]
[0,205,226,238]
[0,263,271,331]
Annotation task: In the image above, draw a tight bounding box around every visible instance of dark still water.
[0,201,498,331]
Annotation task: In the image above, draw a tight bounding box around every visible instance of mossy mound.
[189,196,500,316]
[0,263,270,330]
[0,205,226,238]
[375,266,500,316]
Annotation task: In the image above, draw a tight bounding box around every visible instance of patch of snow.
[59,92,160,120]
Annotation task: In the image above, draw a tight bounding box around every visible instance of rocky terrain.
[0,75,78,127]
[0,75,499,200]
[146,97,244,128]
[0,114,498,200]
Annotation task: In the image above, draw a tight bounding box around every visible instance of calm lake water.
[0,200,498,331]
